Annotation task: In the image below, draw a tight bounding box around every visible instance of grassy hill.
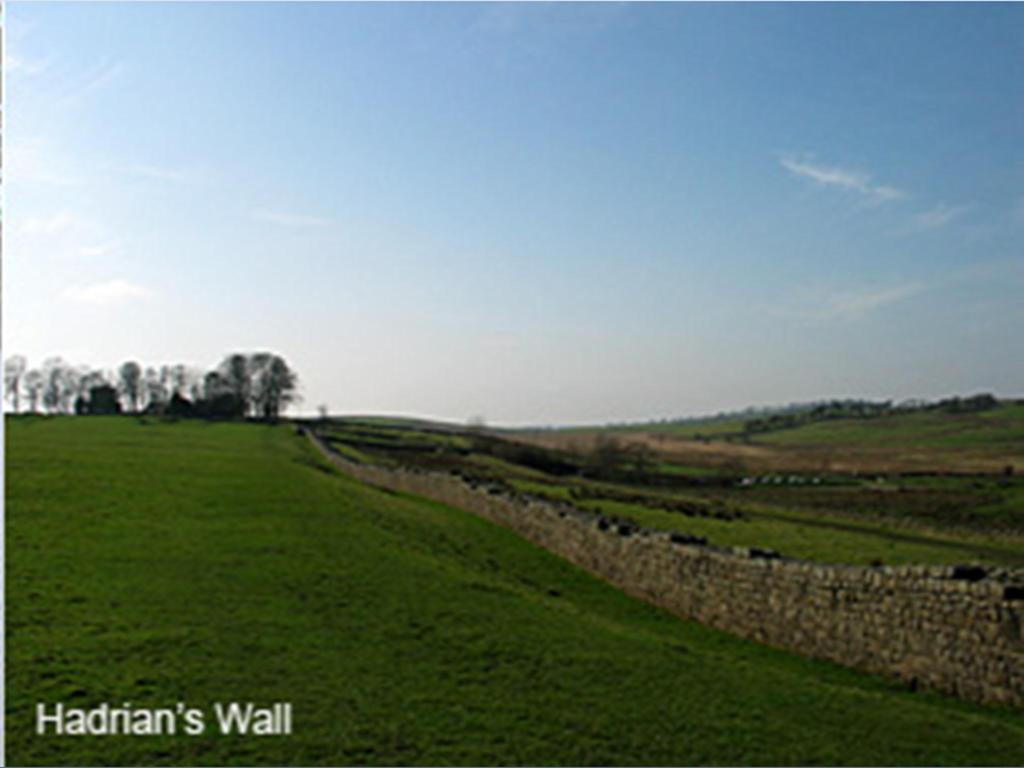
[582,401,1024,447]
[7,417,1024,766]
[753,403,1024,450]
[517,403,1024,498]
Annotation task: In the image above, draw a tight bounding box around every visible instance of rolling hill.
[6,416,1024,765]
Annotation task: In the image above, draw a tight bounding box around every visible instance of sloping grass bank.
[6,417,1023,766]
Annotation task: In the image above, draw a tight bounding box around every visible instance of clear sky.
[5,2,1023,425]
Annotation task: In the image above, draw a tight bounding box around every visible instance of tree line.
[3,352,299,421]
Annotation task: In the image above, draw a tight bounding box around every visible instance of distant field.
[321,416,1024,564]
[562,416,751,440]
[8,416,1024,766]
[756,404,1024,450]
[519,403,1024,476]
[589,403,1024,448]
[504,478,1024,567]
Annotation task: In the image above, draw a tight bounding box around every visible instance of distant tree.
[250,353,298,421]
[587,435,629,475]
[118,361,142,412]
[203,370,228,400]
[625,442,656,476]
[4,355,27,413]
[247,352,272,415]
[143,367,167,410]
[585,438,654,477]
[219,354,252,416]
[159,365,174,403]
[962,393,999,412]
[79,369,108,396]
[63,368,82,413]
[187,368,205,401]
[73,369,107,413]
[41,359,60,413]
[169,364,202,400]
[22,369,44,413]
[41,358,77,414]
[18,351,301,421]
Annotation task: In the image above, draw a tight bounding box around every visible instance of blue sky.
[5,2,1023,425]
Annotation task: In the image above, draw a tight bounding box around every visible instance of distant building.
[77,384,123,415]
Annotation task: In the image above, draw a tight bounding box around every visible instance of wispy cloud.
[780,155,906,205]
[54,59,125,108]
[63,279,155,306]
[461,4,629,67]
[125,164,200,184]
[6,52,51,77]
[7,138,82,187]
[899,202,971,234]
[15,212,80,237]
[819,283,924,319]
[8,208,113,257]
[768,282,925,322]
[251,209,331,228]
[80,242,122,259]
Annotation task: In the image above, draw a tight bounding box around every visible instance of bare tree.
[14,351,302,421]
[118,361,142,412]
[169,364,188,398]
[188,368,205,401]
[175,365,204,402]
[41,358,61,413]
[23,369,44,413]
[159,365,173,400]
[61,367,82,413]
[143,367,167,410]
[41,358,77,414]
[4,355,27,413]
[75,366,101,399]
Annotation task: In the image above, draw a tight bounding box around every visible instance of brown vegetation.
[516,429,1021,475]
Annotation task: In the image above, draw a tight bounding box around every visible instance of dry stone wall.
[304,429,1024,707]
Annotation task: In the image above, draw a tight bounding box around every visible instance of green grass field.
[754,404,1024,452]
[615,403,1024,450]
[7,417,1024,766]
[505,477,1024,567]
[321,418,1024,567]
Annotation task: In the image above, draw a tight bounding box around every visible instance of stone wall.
[303,429,1024,707]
